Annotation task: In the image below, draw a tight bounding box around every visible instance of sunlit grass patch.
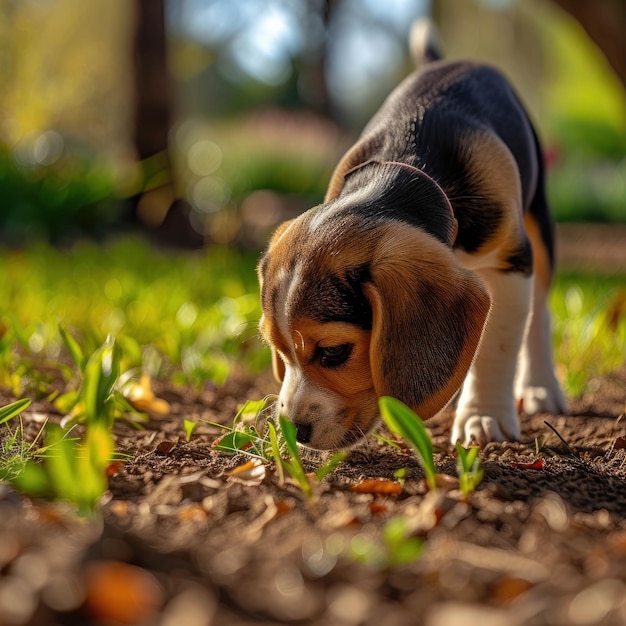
[0,238,269,394]
[551,272,626,397]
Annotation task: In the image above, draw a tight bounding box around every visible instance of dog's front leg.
[452,270,532,446]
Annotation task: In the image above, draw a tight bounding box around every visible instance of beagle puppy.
[258,31,567,450]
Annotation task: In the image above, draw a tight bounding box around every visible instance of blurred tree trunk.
[550,0,626,88]
[131,0,202,247]
[296,0,335,119]
[133,0,171,162]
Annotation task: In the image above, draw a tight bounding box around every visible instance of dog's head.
[258,162,491,449]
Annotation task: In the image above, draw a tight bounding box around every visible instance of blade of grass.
[83,335,120,426]
[379,396,437,491]
[279,415,313,500]
[0,398,31,425]
[315,450,348,481]
[58,325,85,370]
[267,420,285,486]
[213,430,258,454]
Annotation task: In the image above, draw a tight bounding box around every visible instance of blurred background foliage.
[0,0,624,247]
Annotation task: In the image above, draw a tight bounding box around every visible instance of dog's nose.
[294,422,312,444]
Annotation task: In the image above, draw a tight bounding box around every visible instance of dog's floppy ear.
[258,219,294,384]
[364,222,490,419]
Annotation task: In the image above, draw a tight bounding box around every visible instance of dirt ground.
[1,226,626,626]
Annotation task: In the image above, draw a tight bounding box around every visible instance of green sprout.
[183,419,198,442]
[211,400,347,501]
[379,396,437,491]
[0,396,111,515]
[4,332,124,515]
[351,516,423,569]
[209,398,273,460]
[56,328,145,428]
[276,415,314,501]
[455,442,483,497]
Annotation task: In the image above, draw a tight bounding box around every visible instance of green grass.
[551,273,626,397]
[0,334,118,515]
[0,237,269,397]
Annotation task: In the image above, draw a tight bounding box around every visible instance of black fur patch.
[340,164,457,246]
[293,263,373,329]
[503,237,533,275]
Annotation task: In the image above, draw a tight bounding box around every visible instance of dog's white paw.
[518,384,567,415]
[451,412,520,447]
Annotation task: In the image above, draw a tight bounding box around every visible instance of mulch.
[1,363,625,626]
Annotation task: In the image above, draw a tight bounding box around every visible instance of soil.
[1,226,626,626]
[1,364,625,626]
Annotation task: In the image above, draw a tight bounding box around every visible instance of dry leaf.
[609,531,626,555]
[125,373,171,417]
[614,437,626,450]
[227,459,266,484]
[148,397,170,417]
[155,440,177,455]
[434,473,459,490]
[349,479,403,496]
[509,459,545,470]
[106,461,126,478]
[274,499,295,516]
[108,500,129,517]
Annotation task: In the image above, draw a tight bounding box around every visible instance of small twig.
[543,421,576,456]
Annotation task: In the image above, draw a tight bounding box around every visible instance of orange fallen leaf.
[226,459,266,484]
[614,437,626,450]
[125,373,171,417]
[609,531,626,555]
[106,461,126,478]
[349,479,403,496]
[491,576,534,604]
[369,501,388,515]
[274,498,295,516]
[83,561,163,625]
[229,460,258,475]
[177,504,207,522]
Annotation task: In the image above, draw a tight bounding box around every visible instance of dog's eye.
[318,344,352,368]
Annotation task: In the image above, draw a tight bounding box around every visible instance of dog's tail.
[409,18,443,66]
